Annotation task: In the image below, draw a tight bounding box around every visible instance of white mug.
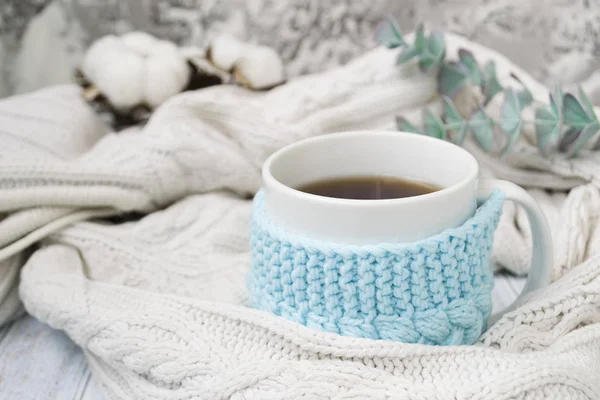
[262,131,553,320]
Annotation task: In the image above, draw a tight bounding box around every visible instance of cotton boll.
[122,31,160,56]
[233,45,285,90]
[207,34,247,71]
[180,45,230,84]
[148,41,189,83]
[144,41,190,108]
[97,51,146,111]
[82,35,124,84]
[80,32,202,112]
[82,35,146,110]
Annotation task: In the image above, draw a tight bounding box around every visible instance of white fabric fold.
[19,211,600,398]
[0,254,24,324]
[0,32,599,398]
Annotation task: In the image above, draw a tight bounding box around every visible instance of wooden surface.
[0,273,526,399]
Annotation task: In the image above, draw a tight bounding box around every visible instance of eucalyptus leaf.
[534,88,563,156]
[469,108,494,152]
[423,108,446,139]
[418,30,446,72]
[375,16,405,48]
[396,116,422,134]
[396,45,420,64]
[443,96,467,144]
[563,93,593,127]
[567,122,600,157]
[458,49,481,86]
[454,123,469,145]
[419,53,438,73]
[500,89,522,132]
[442,96,464,125]
[558,127,581,152]
[438,62,469,98]
[500,89,522,154]
[517,89,533,108]
[509,73,534,108]
[550,86,563,117]
[481,61,503,105]
[577,86,596,120]
[414,24,426,52]
[534,107,561,155]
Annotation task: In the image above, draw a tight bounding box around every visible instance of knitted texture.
[16,197,600,399]
[1,32,600,399]
[248,190,504,345]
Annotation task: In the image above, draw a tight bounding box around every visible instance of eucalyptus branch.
[377,16,600,158]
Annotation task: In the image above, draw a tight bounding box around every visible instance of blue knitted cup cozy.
[248,190,504,346]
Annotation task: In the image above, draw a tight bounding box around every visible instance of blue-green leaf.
[517,88,533,109]
[419,54,438,73]
[443,96,467,144]
[442,96,463,124]
[563,93,593,127]
[500,89,521,131]
[423,108,446,139]
[454,123,469,145]
[438,62,469,98]
[458,49,481,86]
[500,89,522,154]
[375,16,405,48]
[567,122,600,157]
[414,24,426,52]
[396,45,420,64]
[396,116,422,134]
[578,86,596,121]
[481,61,503,105]
[551,86,563,117]
[510,73,534,109]
[534,107,561,155]
[419,30,446,72]
[534,87,564,156]
[558,128,581,152]
[469,108,494,152]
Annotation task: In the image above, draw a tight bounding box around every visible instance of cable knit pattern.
[18,238,600,399]
[248,190,504,345]
[0,46,434,219]
[3,33,600,263]
[1,32,600,398]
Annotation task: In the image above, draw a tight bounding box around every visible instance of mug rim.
[262,130,479,206]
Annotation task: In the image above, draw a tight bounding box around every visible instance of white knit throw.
[1,33,600,398]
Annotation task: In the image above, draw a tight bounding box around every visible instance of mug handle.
[477,179,553,325]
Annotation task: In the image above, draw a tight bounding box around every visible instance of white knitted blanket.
[2,33,600,399]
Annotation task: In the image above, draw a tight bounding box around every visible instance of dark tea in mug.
[297,176,440,200]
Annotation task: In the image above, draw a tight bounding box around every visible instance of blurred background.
[1,0,600,102]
